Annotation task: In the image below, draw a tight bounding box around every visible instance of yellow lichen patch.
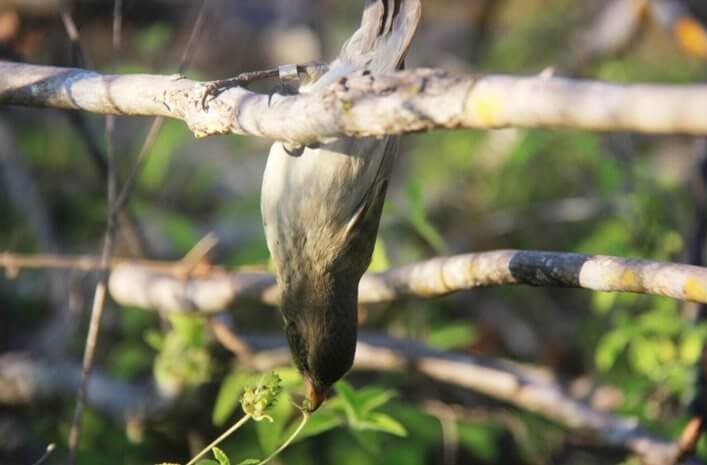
[472,90,503,126]
[406,84,421,95]
[620,270,640,290]
[684,277,707,303]
[675,17,707,59]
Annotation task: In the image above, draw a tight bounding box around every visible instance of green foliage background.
[1,0,706,464]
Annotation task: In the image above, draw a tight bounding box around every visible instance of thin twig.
[1,231,222,275]
[114,0,209,214]
[0,251,199,274]
[185,414,251,465]
[180,232,218,267]
[59,0,147,255]
[424,401,459,465]
[208,315,254,360]
[67,2,122,464]
[59,0,148,256]
[256,411,309,465]
[30,443,55,465]
[59,0,86,68]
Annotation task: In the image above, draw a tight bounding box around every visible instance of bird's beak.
[304,375,328,412]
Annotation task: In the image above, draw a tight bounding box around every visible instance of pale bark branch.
[3,249,707,311]
[1,61,706,143]
[105,250,707,313]
[0,352,166,423]
[353,338,699,465]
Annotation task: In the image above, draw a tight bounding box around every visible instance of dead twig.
[67,2,122,463]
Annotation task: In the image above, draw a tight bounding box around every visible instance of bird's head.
[281,282,358,412]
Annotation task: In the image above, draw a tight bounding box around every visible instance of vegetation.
[1,0,706,464]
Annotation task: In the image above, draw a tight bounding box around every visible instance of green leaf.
[368,238,390,272]
[271,367,302,387]
[636,306,683,336]
[426,323,478,350]
[139,120,187,191]
[385,403,440,445]
[212,447,230,465]
[363,413,407,437]
[406,180,449,254]
[144,329,164,350]
[334,380,360,421]
[136,23,173,55]
[255,392,293,454]
[596,330,630,372]
[213,372,251,426]
[107,341,151,379]
[458,422,501,462]
[235,460,259,465]
[351,429,381,454]
[356,388,396,414]
[591,291,616,314]
[681,329,704,364]
[288,408,343,443]
[168,314,206,346]
[195,460,218,465]
[162,212,200,256]
[630,335,660,376]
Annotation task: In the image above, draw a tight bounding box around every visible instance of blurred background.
[1,0,706,464]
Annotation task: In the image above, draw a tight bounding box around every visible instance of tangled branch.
[1,334,700,465]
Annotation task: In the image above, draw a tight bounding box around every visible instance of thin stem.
[67,2,122,464]
[31,443,56,465]
[257,411,310,465]
[114,0,208,212]
[185,414,251,465]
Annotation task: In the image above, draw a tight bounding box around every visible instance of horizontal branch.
[1,61,705,143]
[4,250,707,311]
[103,250,707,313]
[0,352,166,422]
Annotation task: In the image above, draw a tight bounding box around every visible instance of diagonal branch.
[67,1,122,463]
[105,250,707,312]
[349,337,700,465]
[0,62,705,142]
[3,249,707,311]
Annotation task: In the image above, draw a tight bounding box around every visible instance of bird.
[260,0,421,411]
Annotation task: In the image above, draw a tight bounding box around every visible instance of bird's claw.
[200,77,243,110]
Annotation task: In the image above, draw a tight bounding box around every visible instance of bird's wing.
[262,0,422,278]
[336,0,421,246]
[304,0,421,92]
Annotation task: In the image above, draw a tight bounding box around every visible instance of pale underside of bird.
[260,0,421,410]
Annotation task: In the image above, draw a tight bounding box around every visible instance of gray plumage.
[260,0,421,409]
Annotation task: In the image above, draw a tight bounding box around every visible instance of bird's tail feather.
[340,0,421,72]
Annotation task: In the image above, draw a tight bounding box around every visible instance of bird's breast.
[261,137,389,280]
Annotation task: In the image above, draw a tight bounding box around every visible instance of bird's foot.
[200,67,280,109]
